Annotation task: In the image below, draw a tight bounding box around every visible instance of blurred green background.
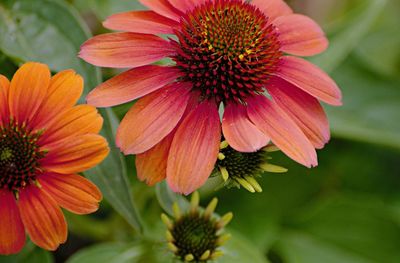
[0,0,399,262]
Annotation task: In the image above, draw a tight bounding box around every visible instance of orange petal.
[275,56,342,106]
[0,190,25,255]
[139,0,183,21]
[117,82,191,154]
[18,186,67,251]
[8,62,51,125]
[268,77,330,149]
[79,32,175,68]
[32,70,84,129]
[274,14,328,56]
[41,134,109,174]
[167,101,221,195]
[252,0,293,21]
[39,173,102,215]
[222,102,270,152]
[0,75,10,126]
[39,105,103,146]
[86,65,181,107]
[247,95,318,167]
[136,133,174,186]
[103,10,179,34]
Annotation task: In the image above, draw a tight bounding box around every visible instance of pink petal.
[275,56,342,106]
[0,190,25,255]
[86,65,181,107]
[247,95,317,167]
[268,77,330,149]
[139,0,183,21]
[252,0,293,21]
[79,32,175,68]
[168,0,197,12]
[117,82,191,154]
[274,14,328,56]
[103,11,180,35]
[167,101,221,195]
[222,103,270,152]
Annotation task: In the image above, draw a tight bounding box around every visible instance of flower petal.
[39,173,102,215]
[41,134,109,174]
[167,101,221,195]
[274,14,328,56]
[103,10,179,34]
[79,32,175,68]
[117,82,191,154]
[168,0,197,12]
[139,0,183,21]
[0,75,10,126]
[252,0,293,21]
[0,190,25,255]
[8,62,51,124]
[222,103,270,152]
[39,105,103,146]
[247,95,317,167]
[268,77,330,149]
[136,133,174,186]
[86,65,181,107]
[18,186,67,251]
[275,56,342,106]
[32,70,84,129]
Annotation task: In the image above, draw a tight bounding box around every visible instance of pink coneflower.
[80,0,342,194]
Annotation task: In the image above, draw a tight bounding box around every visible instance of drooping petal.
[18,186,67,251]
[0,190,25,255]
[32,70,84,129]
[117,82,191,154]
[39,173,102,215]
[268,77,330,149]
[86,65,181,107]
[222,103,269,152]
[139,0,184,21]
[136,133,174,186]
[41,134,109,174]
[167,101,221,195]
[79,32,175,68]
[103,11,179,34]
[275,56,342,105]
[274,14,328,56]
[39,105,103,146]
[247,95,318,167]
[0,75,10,126]
[251,0,293,21]
[8,62,51,124]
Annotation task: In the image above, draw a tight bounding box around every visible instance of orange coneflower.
[0,62,109,254]
[79,0,342,194]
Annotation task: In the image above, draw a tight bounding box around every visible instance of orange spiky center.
[172,0,282,103]
[0,120,45,191]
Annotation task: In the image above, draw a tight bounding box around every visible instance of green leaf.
[310,0,387,73]
[217,231,270,263]
[328,58,400,148]
[71,0,144,20]
[155,181,190,216]
[276,195,400,263]
[0,242,53,263]
[0,0,143,232]
[66,243,142,263]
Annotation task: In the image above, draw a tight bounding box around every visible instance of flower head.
[0,62,109,254]
[80,0,342,194]
[215,140,287,193]
[162,192,232,262]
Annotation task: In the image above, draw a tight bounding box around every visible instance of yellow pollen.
[208,44,213,50]
[238,54,244,60]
